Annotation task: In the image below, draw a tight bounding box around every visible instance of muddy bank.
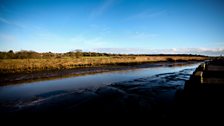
[0,61,200,85]
[0,68,195,120]
[175,58,224,120]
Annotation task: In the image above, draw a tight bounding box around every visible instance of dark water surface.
[0,62,200,114]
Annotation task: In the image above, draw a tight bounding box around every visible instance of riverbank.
[0,65,196,120]
[0,55,207,75]
[175,58,224,120]
[0,61,203,85]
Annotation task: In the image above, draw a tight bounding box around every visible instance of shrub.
[166,58,175,62]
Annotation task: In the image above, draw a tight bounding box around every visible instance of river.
[0,62,201,114]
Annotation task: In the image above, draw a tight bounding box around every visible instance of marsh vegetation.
[0,50,208,74]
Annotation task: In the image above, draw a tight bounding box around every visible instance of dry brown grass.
[0,56,208,74]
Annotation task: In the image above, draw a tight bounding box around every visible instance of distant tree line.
[0,50,208,59]
[0,50,118,59]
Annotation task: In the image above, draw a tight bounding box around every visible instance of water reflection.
[0,63,200,102]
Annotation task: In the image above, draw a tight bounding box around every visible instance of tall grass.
[0,56,208,74]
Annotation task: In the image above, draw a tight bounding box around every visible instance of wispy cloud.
[132,32,159,40]
[89,24,111,36]
[0,17,12,24]
[69,35,111,48]
[0,33,18,42]
[0,17,25,28]
[91,48,224,56]
[32,31,112,50]
[212,42,224,47]
[90,0,116,19]
[126,9,167,21]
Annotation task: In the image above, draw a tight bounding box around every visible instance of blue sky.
[0,0,224,55]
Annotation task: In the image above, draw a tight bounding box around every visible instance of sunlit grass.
[0,56,208,74]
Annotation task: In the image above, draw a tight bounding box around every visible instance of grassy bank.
[0,55,208,74]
